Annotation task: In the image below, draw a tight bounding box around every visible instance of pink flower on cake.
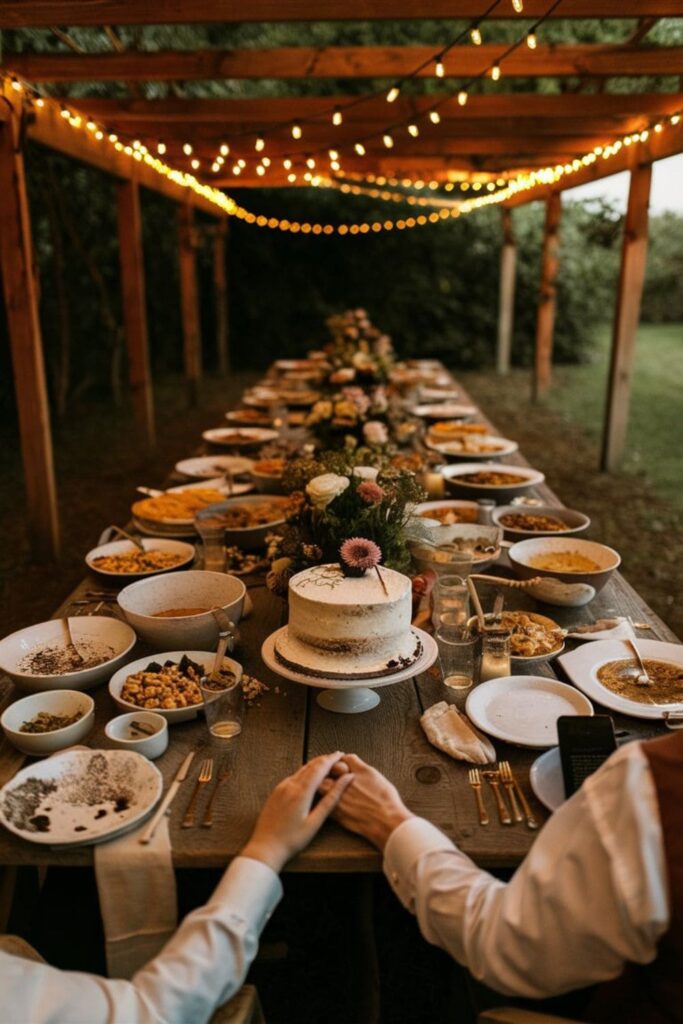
[339,537,382,574]
[363,420,389,446]
[357,481,385,505]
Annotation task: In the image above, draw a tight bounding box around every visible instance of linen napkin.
[565,616,636,642]
[94,815,177,979]
[421,701,496,764]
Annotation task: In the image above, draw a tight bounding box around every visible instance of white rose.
[352,466,379,481]
[363,421,389,446]
[306,473,350,509]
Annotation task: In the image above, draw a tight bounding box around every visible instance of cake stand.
[261,626,438,713]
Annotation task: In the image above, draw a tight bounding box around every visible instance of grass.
[552,322,683,508]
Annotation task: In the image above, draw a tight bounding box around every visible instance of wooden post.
[0,110,60,558]
[497,207,516,375]
[117,179,155,449]
[601,162,652,472]
[213,219,229,376]
[177,203,202,406]
[533,190,562,401]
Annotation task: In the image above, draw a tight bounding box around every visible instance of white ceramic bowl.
[109,650,243,723]
[410,523,503,575]
[414,499,481,526]
[1,690,95,755]
[426,436,519,462]
[85,537,196,580]
[0,616,137,693]
[194,495,290,550]
[117,570,246,650]
[442,462,545,501]
[508,537,621,594]
[105,711,169,759]
[250,464,286,495]
[492,503,591,539]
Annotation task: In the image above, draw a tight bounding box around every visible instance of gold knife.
[139,751,195,845]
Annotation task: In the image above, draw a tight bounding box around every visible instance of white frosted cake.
[275,563,422,679]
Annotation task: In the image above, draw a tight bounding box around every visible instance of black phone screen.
[558,715,617,798]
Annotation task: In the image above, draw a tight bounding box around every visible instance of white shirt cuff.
[210,855,283,933]
[383,817,456,910]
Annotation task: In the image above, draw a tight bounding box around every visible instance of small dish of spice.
[1,690,95,757]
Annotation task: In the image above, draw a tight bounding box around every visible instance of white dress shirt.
[384,741,670,998]
[0,856,282,1024]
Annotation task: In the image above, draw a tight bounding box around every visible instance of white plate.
[225,410,273,425]
[465,675,593,748]
[419,388,460,402]
[131,516,196,539]
[558,639,683,719]
[167,478,253,499]
[261,626,437,691]
[427,436,519,461]
[85,537,196,580]
[530,747,565,811]
[175,455,254,479]
[0,749,162,847]
[202,427,279,448]
[109,650,242,723]
[411,403,478,420]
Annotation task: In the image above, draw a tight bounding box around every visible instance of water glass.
[201,674,243,740]
[195,520,226,573]
[435,627,477,691]
[432,574,470,631]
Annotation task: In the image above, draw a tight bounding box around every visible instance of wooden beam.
[497,208,516,376]
[117,179,155,450]
[0,1,678,25]
[26,96,225,218]
[0,107,60,558]
[9,44,683,82]
[601,163,652,472]
[177,203,202,407]
[533,191,562,402]
[213,220,229,376]
[74,93,683,125]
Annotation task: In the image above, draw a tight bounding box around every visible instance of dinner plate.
[85,537,196,579]
[465,675,593,748]
[175,455,254,479]
[225,410,273,426]
[529,747,565,811]
[109,650,241,723]
[467,612,565,665]
[411,403,478,420]
[202,427,279,448]
[131,516,196,539]
[0,749,162,847]
[167,478,254,500]
[426,436,519,462]
[558,639,683,720]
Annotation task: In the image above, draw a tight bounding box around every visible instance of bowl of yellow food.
[508,537,621,593]
[108,651,242,723]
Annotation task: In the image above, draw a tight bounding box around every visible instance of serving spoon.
[624,637,652,687]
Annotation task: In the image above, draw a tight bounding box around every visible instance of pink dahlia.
[339,537,382,576]
[357,481,385,505]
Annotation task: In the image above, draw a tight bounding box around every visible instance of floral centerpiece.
[305,385,392,450]
[323,309,395,386]
[266,453,426,596]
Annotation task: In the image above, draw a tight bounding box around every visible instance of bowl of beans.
[492,505,591,539]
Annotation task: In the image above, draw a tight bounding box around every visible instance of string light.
[408,123,420,137]
[156,141,166,155]
[220,143,230,156]
[429,111,441,124]
[262,156,271,167]
[291,123,302,139]
[283,158,293,169]
[386,86,400,103]
[435,59,445,78]
[332,107,343,126]
[232,164,242,175]
[191,158,200,169]
[471,27,482,45]
[328,149,339,160]
[306,156,316,169]
[491,64,502,81]
[526,32,538,49]
[182,143,193,155]
[10,77,22,92]
[383,133,394,148]
[512,0,524,11]
[256,165,265,176]
[255,136,265,151]
[354,142,366,155]
[458,90,468,106]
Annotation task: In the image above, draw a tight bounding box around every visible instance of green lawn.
[552,322,683,508]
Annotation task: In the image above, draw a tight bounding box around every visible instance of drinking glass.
[201,674,243,740]
[479,631,512,683]
[435,627,477,691]
[432,575,470,631]
[195,519,226,573]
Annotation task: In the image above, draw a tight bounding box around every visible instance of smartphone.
[557,715,617,798]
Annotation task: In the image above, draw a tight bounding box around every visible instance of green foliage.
[642,212,683,323]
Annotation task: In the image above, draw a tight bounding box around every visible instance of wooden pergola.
[1,1,682,561]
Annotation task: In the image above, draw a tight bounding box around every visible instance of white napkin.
[421,701,496,764]
[565,616,636,642]
[94,815,177,979]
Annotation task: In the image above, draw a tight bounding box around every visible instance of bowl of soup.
[117,570,246,650]
[508,537,621,593]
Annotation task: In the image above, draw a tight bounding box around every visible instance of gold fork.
[201,759,231,828]
[181,758,213,829]
[467,768,489,826]
[482,770,512,826]
[499,761,538,831]
[498,761,523,823]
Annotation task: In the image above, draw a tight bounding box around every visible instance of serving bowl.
[108,650,242,723]
[410,523,503,575]
[117,570,246,650]
[175,455,254,480]
[492,504,591,540]
[441,462,545,501]
[0,617,137,693]
[1,690,95,755]
[427,436,519,462]
[195,494,290,550]
[414,499,481,525]
[250,459,286,495]
[410,403,477,420]
[85,537,196,580]
[508,537,621,594]
[105,711,169,758]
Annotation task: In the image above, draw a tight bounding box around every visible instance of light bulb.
[331,160,341,171]
[288,173,296,182]
[60,108,70,119]
[386,86,400,103]
[182,143,193,155]
[429,110,441,124]
[471,27,482,45]
[262,156,271,167]
[283,158,292,169]
[238,158,246,168]
[191,158,200,169]
[255,137,265,151]
[306,157,316,169]
[232,164,241,175]
[220,143,230,156]
[256,165,265,176]
[35,97,45,108]
[408,123,419,137]
[291,123,302,139]
[355,142,366,155]
[383,134,394,148]
[11,78,22,92]
[526,32,537,49]
[328,149,339,160]
[491,64,501,81]
[512,0,523,10]
[458,90,468,106]
[109,133,119,143]
[435,60,445,78]
[332,107,343,126]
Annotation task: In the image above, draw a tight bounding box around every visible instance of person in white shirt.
[319,744,673,1010]
[0,751,354,1024]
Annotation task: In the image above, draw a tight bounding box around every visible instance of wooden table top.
[0,374,677,872]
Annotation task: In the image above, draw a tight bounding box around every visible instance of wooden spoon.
[111,526,146,552]
[61,617,84,666]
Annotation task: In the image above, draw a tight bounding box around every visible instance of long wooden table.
[0,375,678,873]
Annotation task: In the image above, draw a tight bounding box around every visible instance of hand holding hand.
[242,752,353,873]
[320,753,414,853]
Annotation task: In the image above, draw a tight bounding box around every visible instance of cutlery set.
[468,761,538,830]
